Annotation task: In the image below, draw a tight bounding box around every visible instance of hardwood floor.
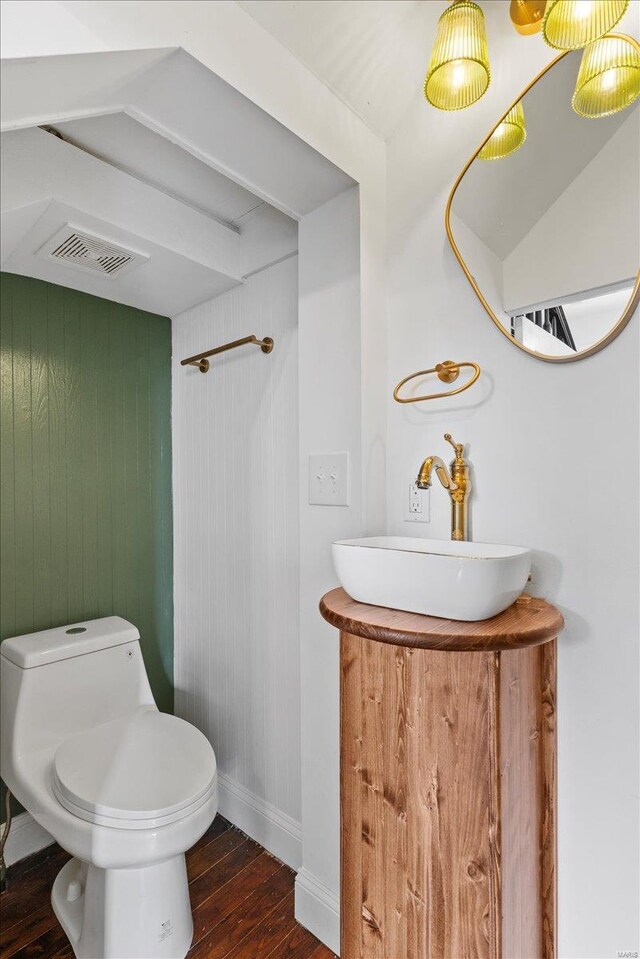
[0,816,336,959]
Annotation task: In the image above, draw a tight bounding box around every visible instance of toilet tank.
[1,617,156,765]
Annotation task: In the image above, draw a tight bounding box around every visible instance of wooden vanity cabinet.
[320,588,563,959]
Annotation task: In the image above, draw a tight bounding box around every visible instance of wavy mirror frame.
[445,35,640,363]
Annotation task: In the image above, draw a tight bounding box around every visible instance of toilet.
[0,617,218,959]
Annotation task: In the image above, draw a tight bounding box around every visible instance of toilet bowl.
[0,617,218,959]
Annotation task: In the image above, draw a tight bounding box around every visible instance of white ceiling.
[236,1,640,142]
[451,51,636,259]
[54,113,266,231]
[236,0,443,140]
[1,48,353,316]
[1,127,243,316]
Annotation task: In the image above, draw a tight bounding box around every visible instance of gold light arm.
[181,335,274,373]
[393,360,480,404]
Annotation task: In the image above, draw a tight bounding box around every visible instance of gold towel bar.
[393,360,481,404]
[181,334,274,373]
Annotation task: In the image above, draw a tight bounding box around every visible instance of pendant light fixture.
[572,33,640,117]
[478,102,527,159]
[542,0,630,50]
[424,1,491,111]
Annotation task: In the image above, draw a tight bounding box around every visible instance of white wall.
[174,187,363,953]
[386,6,639,957]
[295,187,362,953]
[503,111,639,312]
[172,256,302,867]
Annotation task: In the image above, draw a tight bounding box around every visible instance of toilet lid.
[52,709,217,828]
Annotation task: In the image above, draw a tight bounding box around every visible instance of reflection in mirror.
[447,47,639,361]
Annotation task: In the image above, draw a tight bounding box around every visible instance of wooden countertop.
[320,587,563,652]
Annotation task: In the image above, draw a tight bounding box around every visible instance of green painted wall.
[1,274,174,752]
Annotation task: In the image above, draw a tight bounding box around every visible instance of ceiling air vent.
[38,225,148,279]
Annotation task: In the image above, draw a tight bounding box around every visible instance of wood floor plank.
[307,946,337,959]
[4,923,69,959]
[222,890,297,959]
[265,921,327,959]
[191,851,284,947]
[3,843,60,885]
[187,827,247,884]
[187,863,293,959]
[1,899,59,959]
[189,837,264,911]
[48,946,73,959]
[1,848,70,932]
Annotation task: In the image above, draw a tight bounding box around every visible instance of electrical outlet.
[404,479,430,523]
[309,452,349,506]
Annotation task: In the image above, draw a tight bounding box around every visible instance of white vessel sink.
[332,537,532,622]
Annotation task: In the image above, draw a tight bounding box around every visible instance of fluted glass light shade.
[424,1,490,111]
[478,102,527,159]
[572,34,640,117]
[542,0,630,50]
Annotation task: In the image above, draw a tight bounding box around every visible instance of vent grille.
[38,226,148,279]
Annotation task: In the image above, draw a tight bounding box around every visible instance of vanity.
[321,586,563,959]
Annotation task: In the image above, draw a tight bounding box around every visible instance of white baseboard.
[295,866,340,955]
[4,810,54,867]
[216,771,302,871]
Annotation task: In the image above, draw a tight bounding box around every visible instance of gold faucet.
[416,433,471,541]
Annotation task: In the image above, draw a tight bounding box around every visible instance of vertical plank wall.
[172,256,300,864]
[0,273,173,719]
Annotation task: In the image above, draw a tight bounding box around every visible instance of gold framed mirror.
[446,35,640,363]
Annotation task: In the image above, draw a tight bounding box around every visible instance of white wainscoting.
[172,256,301,864]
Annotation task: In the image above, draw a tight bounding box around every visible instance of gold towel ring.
[393,360,481,404]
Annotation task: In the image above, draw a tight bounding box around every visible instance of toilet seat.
[52,709,217,830]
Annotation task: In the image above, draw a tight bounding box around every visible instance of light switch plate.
[404,479,430,523]
[309,452,349,506]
